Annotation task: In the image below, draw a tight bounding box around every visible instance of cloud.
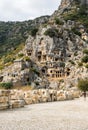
[0,0,61,21]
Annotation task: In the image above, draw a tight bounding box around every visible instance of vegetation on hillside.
[81,49,88,64]
[63,4,88,30]
[0,16,49,70]
[0,82,13,89]
[0,43,24,70]
[0,16,49,57]
[44,28,59,37]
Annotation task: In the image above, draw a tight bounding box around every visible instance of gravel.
[0,98,88,130]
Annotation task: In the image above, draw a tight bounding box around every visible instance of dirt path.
[0,98,88,130]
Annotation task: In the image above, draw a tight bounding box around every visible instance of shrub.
[3,55,15,64]
[74,52,78,56]
[78,5,87,16]
[78,62,83,67]
[77,79,88,92]
[4,57,11,64]
[85,64,88,68]
[0,65,4,70]
[83,49,88,55]
[55,18,64,25]
[28,82,31,85]
[35,81,39,86]
[24,56,30,61]
[59,79,64,83]
[44,28,58,37]
[82,55,88,63]
[60,62,65,67]
[30,68,40,76]
[18,53,24,58]
[64,12,78,21]
[0,82,13,89]
[69,60,75,65]
[30,28,38,37]
[71,28,81,36]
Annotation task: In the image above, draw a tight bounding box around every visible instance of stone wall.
[0,89,80,110]
[0,90,25,110]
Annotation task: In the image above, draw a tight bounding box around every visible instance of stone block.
[0,103,9,110]
[10,100,25,108]
[0,90,10,97]
[0,96,9,103]
[24,98,33,105]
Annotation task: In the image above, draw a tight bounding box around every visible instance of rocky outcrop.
[59,0,73,9]
[0,0,88,90]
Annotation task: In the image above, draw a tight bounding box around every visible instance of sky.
[0,0,61,21]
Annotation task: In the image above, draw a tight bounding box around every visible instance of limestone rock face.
[59,0,73,9]
[0,0,88,90]
[24,23,88,89]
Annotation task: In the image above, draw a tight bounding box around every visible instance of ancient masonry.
[0,89,80,110]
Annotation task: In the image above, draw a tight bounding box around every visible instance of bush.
[83,49,88,55]
[44,28,58,38]
[55,18,64,25]
[60,62,65,67]
[78,5,87,16]
[82,55,88,63]
[35,81,39,86]
[74,52,78,56]
[0,65,4,70]
[24,56,30,61]
[77,79,88,92]
[18,53,24,58]
[78,62,83,67]
[69,60,75,65]
[0,82,13,89]
[85,64,88,68]
[30,28,38,37]
[30,68,40,76]
[71,28,81,36]
[4,57,12,64]
[64,12,78,21]
[3,55,15,64]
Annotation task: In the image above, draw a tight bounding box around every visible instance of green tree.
[77,79,88,92]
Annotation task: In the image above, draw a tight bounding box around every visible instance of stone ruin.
[0,89,80,110]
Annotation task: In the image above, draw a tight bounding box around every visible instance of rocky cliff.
[0,0,88,90]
